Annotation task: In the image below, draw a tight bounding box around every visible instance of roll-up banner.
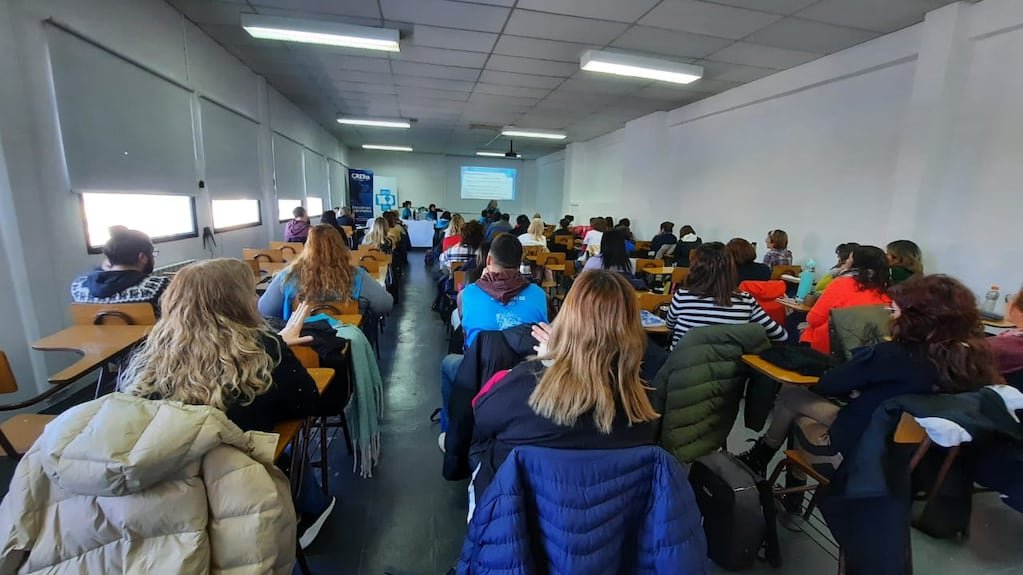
[348,169,374,226]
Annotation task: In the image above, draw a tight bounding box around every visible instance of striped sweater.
[665,289,787,350]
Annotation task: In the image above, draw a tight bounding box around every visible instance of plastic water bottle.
[982,286,1000,313]
[796,259,816,302]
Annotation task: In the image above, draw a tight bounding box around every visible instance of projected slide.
[460,166,517,201]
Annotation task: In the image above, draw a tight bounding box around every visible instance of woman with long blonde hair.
[362,217,392,253]
[259,224,393,319]
[119,258,336,547]
[517,217,548,248]
[470,269,660,503]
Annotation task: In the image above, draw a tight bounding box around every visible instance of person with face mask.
[70,228,171,314]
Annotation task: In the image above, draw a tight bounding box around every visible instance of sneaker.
[298,496,336,549]
[438,432,446,453]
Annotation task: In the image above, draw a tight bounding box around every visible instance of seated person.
[260,224,393,319]
[443,214,466,251]
[400,201,413,220]
[485,213,513,241]
[665,242,787,350]
[990,284,1023,384]
[119,258,335,549]
[361,217,393,253]
[438,235,548,438]
[509,214,530,238]
[762,229,792,267]
[580,218,607,256]
[886,239,923,285]
[70,228,170,313]
[518,217,549,249]
[814,242,859,292]
[659,225,702,266]
[800,245,892,354]
[727,237,771,283]
[739,275,1001,478]
[320,210,350,244]
[285,206,311,243]
[382,211,405,247]
[470,270,659,506]
[650,222,677,258]
[584,229,634,275]
[615,218,635,242]
[338,207,356,227]
[439,221,484,276]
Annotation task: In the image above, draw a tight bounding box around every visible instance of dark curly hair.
[890,274,1003,392]
[850,245,891,293]
[459,220,484,250]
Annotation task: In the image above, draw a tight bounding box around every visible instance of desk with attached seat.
[32,326,151,395]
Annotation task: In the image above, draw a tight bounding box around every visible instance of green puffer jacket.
[651,323,771,463]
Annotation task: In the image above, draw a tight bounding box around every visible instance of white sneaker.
[438,432,446,453]
[299,496,336,549]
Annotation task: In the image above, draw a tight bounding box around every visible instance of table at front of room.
[32,325,151,396]
[402,219,434,248]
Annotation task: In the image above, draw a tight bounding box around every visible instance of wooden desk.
[273,420,304,461]
[545,264,566,272]
[644,324,669,334]
[777,297,812,314]
[642,267,675,277]
[983,318,1014,329]
[742,354,819,386]
[33,325,150,385]
[308,368,335,394]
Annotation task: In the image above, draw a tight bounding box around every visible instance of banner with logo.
[348,169,374,226]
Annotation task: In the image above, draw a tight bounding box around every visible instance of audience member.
[665,242,786,350]
[485,213,513,241]
[886,240,924,285]
[552,218,575,238]
[518,217,548,248]
[70,229,171,312]
[739,275,1000,476]
[584,229,633,275]
[285,206,311,243]
[443,214,466,251]
[362,217,393,253]
[338,207,356,227]
[320,210,349,244]
[400,201,413,220]
[470,270,659,504]
[510,214,530,237]
[615,218,634,242]
[604,216,614,230]
[665,225,703,267]
[815,242,859,292]
[990,284,1023,381]
[651,222,677,258]
[727,238,771,283]
[762,229,792,267]
[581,218,607,254]
[799,245,891,353]
[440,221,485,275]
[382,211,404,247]
[260,225,393,319]
[426,204,439,221]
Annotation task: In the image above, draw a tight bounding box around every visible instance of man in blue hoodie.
[70,229,170,314]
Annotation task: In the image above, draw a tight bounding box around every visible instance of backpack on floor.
[689,451,781,571]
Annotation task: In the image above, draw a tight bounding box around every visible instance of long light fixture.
[241,14,400,52]
[362,144,413,152]
[477,151,520,158]
[337,116,411,129]
[501,127,567,141]
[580,49,702,85]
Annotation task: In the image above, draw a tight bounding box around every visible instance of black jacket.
[226,334,320,433]
[443,325,538,480]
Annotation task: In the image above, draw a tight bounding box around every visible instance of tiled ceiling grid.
[168,0,956,158]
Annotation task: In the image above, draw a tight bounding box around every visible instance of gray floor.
[4,257,1023,574]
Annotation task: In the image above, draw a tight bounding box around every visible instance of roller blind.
[328,159,347,208]
[303,149,327,202]
[46,25,197,195]
[272,133,304,201]
[200,98,260,199]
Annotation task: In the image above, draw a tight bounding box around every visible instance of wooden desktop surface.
[742,354,820,386]
[33,325,150,384]
[777,297,813,314]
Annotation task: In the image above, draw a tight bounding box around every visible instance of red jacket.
[800,277,891,353]
[739,280,787,327]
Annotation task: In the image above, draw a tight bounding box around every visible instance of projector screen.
[460,166,517,201]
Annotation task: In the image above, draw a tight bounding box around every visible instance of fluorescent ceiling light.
[242,14,399,52]
[501,127,567,141]
[476,151,520,158]
[580,49,702,85]
[337,117,411,129]
[362,144,413,152]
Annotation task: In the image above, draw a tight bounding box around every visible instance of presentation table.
[403,219,435,248]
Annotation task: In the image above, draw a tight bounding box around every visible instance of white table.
[403,219,435,248]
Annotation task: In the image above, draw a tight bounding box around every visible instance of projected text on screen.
[460,166,517,201]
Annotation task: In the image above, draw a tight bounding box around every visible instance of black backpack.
[690,451,782,571]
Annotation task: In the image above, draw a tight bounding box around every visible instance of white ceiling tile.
[168,0,245,26]
[311,54,392,73]
[459,0,516,6]
[391,61,480,81]
[410,25,497,53]
[474,83,553,99]
[394,75,476,92]
[397,86,472,101]
[332,83,399,95]
[796,0,951,34]
[468,93,541,108]
[685,78,742,92]
[503,9,629,44]
[250,0,382,19]
[631,83,708,104]
[392,45,488,68]
[251,7,382,28]
[515,0,660,23]
[493,36,594,63]
[478,70,564,89]
[611,26,733,59]
[745,17,879,53]
[698,61,776,83]
[560,73,647,95]
[485,55,577,77]
[380,0,510,33]
[639,0,782,39]
[707,41,821,69]
[325,70,396,85]
[708,0,818,15]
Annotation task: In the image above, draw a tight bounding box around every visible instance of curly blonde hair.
[288,224,356,303]
[119,258,276,410]
[363,217,390,250]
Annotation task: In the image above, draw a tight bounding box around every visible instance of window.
[278,199,303,222]
[81,192,197,252]
[306,197,324,218]
[211,199,261,232]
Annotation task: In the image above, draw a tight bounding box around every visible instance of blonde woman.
[470,270,660,504]
[361,216,392,253]
[443,213,466,251]
[259,224,393,319]
[517,217,548,248]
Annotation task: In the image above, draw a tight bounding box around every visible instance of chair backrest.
[0,351,17,394]
[300,299,359,318]
[523,245,546,260]
[635,258,664,273]
[893,412,927,444]
[671,267,689,289]
[828,305,891,362]
[341,226,354,237]
[359,259,380,274]
[269,242,304,260]
[359,251,392,264]
[450,261,465,274]
[454,270,467,292]
[634,240,652,252]
[539,252,566,266]
[637,292,672,312]
[242,248,284,263]
[553,236,574,249]
[290,345,320,369]
[244,259,261,278]
[770,265,802,280]
[70,303,157,326]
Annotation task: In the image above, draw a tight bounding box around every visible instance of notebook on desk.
[640,310,666,328]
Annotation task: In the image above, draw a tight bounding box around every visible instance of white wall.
[0,0,348,396]
[348,150,560,223]
[560,0,1023,307]
[535,150,566,224]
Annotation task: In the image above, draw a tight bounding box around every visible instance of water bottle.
[982,286,1000,313]
[796,259,816,302]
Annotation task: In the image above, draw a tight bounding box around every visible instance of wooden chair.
[552,236,574,250]
[671,267,689,291]
[637,292,672,313]
[244,259,260,278]
[359,251,393,265]
[307,300,360,319]
[453,270,467,292]
[290,345,354,480]
[0,351,59,458]
[269,241,304,261]
[242,248,284,263]
[450,261,465,275]
[634,258,664,274]
[538,252,567,294]
[522,245,547,261]
[771,265,802,281]
[634,240,652,255]
[70,303,157,326]
[359,259,381,274]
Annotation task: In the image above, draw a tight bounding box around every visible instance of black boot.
[737,437,780,477]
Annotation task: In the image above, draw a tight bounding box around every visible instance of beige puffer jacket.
[0,393,296,574]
